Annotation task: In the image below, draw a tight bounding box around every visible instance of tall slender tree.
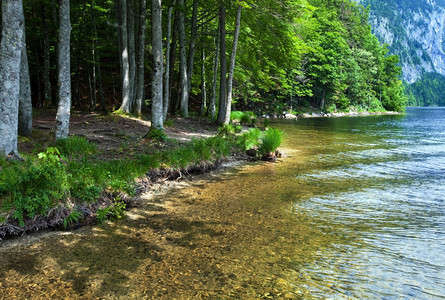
[163,0,177,120]
[135,0,147,117]
[55,0,72,140]
[178,0,188,117]
[151,0,164,129]
[224,4,242,124]
[0,0,24,157]
[19,22,33,138]
[118,0,132,113]
[217,4,227,124]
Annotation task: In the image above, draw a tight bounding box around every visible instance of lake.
[0,107,444,298]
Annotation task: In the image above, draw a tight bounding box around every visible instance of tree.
[19,21,33,138]
[117,0,132,113]
[151,0,164,130]
[216,4,227,124]
[224,4,242,124]
[55,0,72,140]
[135,0,147,117]
[178,0,189,117]
[0,0,24,157]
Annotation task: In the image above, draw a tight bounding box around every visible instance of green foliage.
[164,119,174,127]
[218,124,235,137]
[259,128,284,155]
[405,73,445,107]
[234,125,242,133]
[240,113,251,125]
[63,210,82,229]
[0,148,70,226]
[239,128,262,151]
[146,128,167,142]
[230,111,245,122]
[55,136,97,158]
[96,199,126,224]
[263,118,270,128]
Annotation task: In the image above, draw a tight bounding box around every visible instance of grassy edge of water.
[0,128,284,240]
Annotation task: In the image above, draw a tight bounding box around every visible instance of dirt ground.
[18,109,220,159]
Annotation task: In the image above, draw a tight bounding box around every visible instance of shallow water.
[1,107,444,299]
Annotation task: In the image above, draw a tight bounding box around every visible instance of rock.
[284,113,297,119]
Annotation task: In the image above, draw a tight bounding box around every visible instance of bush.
[263,118,270,128]
[146,128,167,141]
[259,128,283,155]
[1,148,70,226]
[55,136,97,158]
[239,128,262,151]
[230,111,244,122]
[218,124,235,137]
[240,113,251,125]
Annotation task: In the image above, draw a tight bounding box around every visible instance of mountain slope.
[356,0,445,84]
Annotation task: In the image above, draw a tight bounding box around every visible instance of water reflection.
[1,108,444,298]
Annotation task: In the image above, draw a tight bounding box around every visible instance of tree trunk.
[0,0,24,157]
[135,0,146,117]
[163,0,176,120]
[118,0,132,113]
[224,5,242,124]
[178,0,188,117]
[200,46,207,115]
[42,3,52,108]
[151,0,163,130]
[209,20,220,119]
[217,5,227,124]
[127,0,136,109]
[89,0,106,112]
[186,0,198,100]
[55,0,72,140]
[19,26,33,137]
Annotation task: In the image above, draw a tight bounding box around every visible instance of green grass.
[1,132,265,231]
[258,128,283,155]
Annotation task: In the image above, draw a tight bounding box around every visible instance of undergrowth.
[1,130,271,234]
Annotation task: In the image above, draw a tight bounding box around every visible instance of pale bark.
[0,0,24,156]
[217,5,227,124]
[42,4,52,107]
[135,0,146,117]
[118,0,131,113]
[55,0,72,140]
[127,0,136,108]
[89,0,106,112]
[186,0,198,98]
[224,5,242,124]
[178,0,188,117]
[19,25,33,137]
[151,0,163,129]
[209,20,220,119]
[200,46,207,115]
[163,0,176,120]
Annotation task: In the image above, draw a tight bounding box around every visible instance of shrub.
[218,124,235,137]
[63,210,82,229]
[7,148,70,226]
[230,111,244,122]
[240,113,251,125]
[234,125,242,133]
[164,119,174,127]
[259,128,283,155]
[146,128,167,141]
[55,136,97,158]
[239,128,262,151]
[263,118,270,128]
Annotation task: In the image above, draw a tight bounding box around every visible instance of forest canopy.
[0,0,406,157]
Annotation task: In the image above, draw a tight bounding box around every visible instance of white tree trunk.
[19,25,33,137]
[186,0,198,99]
[209,20,220,119]
[127,0,136,109]
[224,5,242,124]
[118,0,131,113]
[151,0,163,130]
[42,4,52,107]
[163,0,176,120]
[178,0,188,117]
[201,47,207,115]
[135,0,146,117]
[0,0,24,157]
[217,5,227,124]
[55,0,72,140]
